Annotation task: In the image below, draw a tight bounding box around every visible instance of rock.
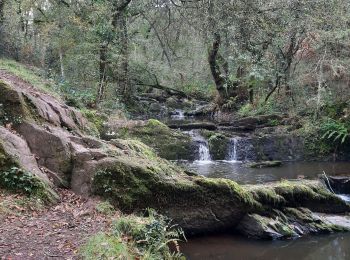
[0,126,58,201]
[324,176,350,194]
[102,119,196,160]
[0,73,350,238]
[248,161,282,168]
[237,208,349,240]
[201,131,230,160]
[184,103,215,117]
[168,122,217,131]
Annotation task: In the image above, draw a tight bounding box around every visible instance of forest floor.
[0,189,116,260]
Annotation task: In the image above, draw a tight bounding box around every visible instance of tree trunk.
[58,46,65,81]
[0,0,4,26]
[97,43,108,103]
[112,0,132,102]
[208,32,227,101]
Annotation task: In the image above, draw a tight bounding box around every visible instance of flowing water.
[187,130,212,162]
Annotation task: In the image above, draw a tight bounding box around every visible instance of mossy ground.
[0,59,59,97]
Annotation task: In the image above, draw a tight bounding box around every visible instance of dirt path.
[0,189,114,260]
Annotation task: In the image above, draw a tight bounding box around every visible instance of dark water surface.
[179,161,350,259]
[180,161,350,184]
[181,233,350,260]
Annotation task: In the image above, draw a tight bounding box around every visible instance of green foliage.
[60,81,97,108]
[0,167,47,197]
[0,59,58,96]
[81,109,107,134]
[80,233,131,260]
[182,82,216,100]
[238,101,277,117]
[0,103,23,126]
[95,201,115,216]
[81,210,186,260]
[321,119,349,145]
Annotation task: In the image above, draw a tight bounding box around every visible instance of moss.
[0,142,57,202]
[249,186,286,207]
[207,132,230,160]
[248,161,282,168]
[81,109,107,137]
[0,81,28,126]
[95,201,115,216]
[111,139,157,160]
[194,177,258,207]
[114,119,195,160]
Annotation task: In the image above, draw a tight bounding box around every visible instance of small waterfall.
[198,141,211,161]
[171,109,185,120]
[228,138,239,162]
[227,137,256,162]
[188,130,212,162]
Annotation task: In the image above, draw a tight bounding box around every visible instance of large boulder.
[101,119,196,160]
[0,126,58,201]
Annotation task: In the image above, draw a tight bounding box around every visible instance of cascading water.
[227,138,239,162]
[227,137,256,162]
[187,130,212,162]
[171,109,185,120]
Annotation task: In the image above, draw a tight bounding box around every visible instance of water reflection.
[181,233,350,260]
[179,161,350,184]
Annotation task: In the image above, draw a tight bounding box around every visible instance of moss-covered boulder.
[201,130,230,160]
[91,148,350,235]
[102,119,196,160]
[91,153,256,234]
[248,161,282,168]
[237,207,348,239]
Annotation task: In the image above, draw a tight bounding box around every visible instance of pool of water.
[178,161,350,259]
[179,161,350,184]
[180,233,350,260]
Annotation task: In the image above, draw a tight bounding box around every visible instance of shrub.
[321,118,349,145]
[81,210,186,260]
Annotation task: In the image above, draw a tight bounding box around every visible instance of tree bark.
[112,0,132,101]
[97,43,108,103]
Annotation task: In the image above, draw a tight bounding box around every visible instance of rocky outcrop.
[0,126,58,201]
[168,122,217,131]
[324,176,350,194]
[101,119,196,160]
[237,208,349,239]
[0,72,349,239]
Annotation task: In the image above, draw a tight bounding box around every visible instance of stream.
[178,160,350,260]
[181,233,350,260]
[166,113,350,260]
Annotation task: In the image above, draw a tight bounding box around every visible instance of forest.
[1,0,350,259]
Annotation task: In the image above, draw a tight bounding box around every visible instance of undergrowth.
[81,210,186,260]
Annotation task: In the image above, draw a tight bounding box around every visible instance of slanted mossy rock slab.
[247,180,350,213]
[102,119,196,160]
[237,207,348,240]
[91,154,258,234]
